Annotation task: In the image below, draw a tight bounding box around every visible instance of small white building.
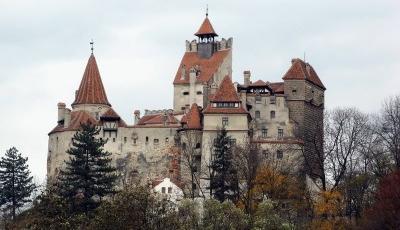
[153,178,184,202]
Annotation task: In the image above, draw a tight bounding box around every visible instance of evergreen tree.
[0,147,35,220]
[58,121,117,214]
[210,128,238,202]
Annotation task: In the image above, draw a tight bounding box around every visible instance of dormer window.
[213,102,239,108]
[103,121,117,131]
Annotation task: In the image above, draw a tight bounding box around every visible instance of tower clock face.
[103,121,117,130]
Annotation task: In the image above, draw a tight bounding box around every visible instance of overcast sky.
[0,0,399,183]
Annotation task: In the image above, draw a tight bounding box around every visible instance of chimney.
[134,110,141,125]
[64,109,71,128]
[162,111,168,126]
[243,70,251,87]
[57,102,66,124]
[180,65,186,80]
[189,67,197,82]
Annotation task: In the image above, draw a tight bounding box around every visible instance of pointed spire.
[195,14,218,37]
[282,58,326,90]
[72,54,111,106]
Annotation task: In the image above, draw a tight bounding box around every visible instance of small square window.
[277,150,283,159]
[168,187,172,193]
[183,92,189,95]
[278,129,284,138]
[165,137,169,143]
[255,111,260,119]
[124,137,127,143]
[262,129,268,138]
[161,187,166,193]
[222,117,229,126]
[270,111,276,119]
[197,91,202,95]
[154,139,159,144]
[112,138,116,142]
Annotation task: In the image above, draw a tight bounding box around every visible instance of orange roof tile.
[211,75,240,102]
[202,105,248,114]
[136,113,179,126]
[269,82,284,94]
[184,103,202,130]
[282,58,326,90]
[72,54,111,106]
[173,49,230,84]
[49,110,98,134]
[100,108,127,127]
[250,80,267,86]
[195,17,218,37]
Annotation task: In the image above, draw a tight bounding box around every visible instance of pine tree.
[210,128,238,202]
[0,147,35,220]
[58,121,117,214]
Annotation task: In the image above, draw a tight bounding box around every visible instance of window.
[182,142,187,150]
[161,187,166,193]
[215,102,238,108]
[278,129,284,138]
[255,111,260,119]
[133,138,137,145]
[145,136,149,144]
[195,143,201,149]
[165,137,169,143]
[183,91,189,95]
[277,150,283,159]
[112,138,116,142]
[270,111,276,119]
[270,96,276,104]
[262,150,268,156]
[292,89,297,95]
[181,106,186,111]
[154,139,159,144]
[255,95,261,103]
[222,117,229,126]
[196,91,202,95]
[262,129,268,138]
[230,138,236,145]
[192,183,197,190]
[124,137,127,143]
[168,187,172,193]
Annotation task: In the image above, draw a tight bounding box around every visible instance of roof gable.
[183,103,202,130]
[212,75,240,102]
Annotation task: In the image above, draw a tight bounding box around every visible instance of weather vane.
[206,4,208,17]
[90,39,94,54]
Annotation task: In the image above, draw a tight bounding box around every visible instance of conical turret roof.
[195,16,218,37]
[72,54,111,106]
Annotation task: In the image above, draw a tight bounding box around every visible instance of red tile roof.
[194,17,218,37]
[269,82,284,94]
[173,49,230,84]
[203,76,248,114]
[49,110,98,134]
[211,75,240,102]
[250,80,267,86]
[282,58,326,90]
[72,54,111,106]
[182,103,202,130]
[100,108,127,127]
[135,113,179,126]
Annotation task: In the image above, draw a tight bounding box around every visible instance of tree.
[202,199,249,230]
[210,128,238,202]
[0,147,35,220]
[374,95,400,169]
[58,121,117,214]
[361,170,400,229]
[178,130,204,199]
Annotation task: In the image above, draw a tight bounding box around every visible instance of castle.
[47,14,325,195]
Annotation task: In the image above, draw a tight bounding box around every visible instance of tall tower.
[283,58,326,178]
[173,14,233,112]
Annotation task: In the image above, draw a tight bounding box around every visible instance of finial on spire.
[206,4,208,17]
[90,39,94,54]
